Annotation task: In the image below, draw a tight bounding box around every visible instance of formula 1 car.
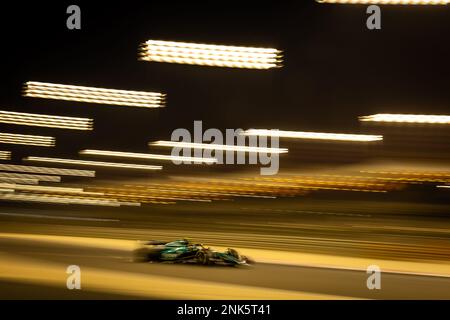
[132,239,254,267]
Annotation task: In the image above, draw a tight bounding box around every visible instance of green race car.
[133,238,254,267]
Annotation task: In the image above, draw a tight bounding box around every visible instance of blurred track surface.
[0,199,449,299]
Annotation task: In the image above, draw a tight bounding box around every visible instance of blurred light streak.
[0,183,142,207]
[360,170,450,183]
[139,40,282,69]
[79,149,217,164]
[0,110,93,130]
[0,164,95,177]
[240,176,393,193]
[0,212,120,222]
[0,177,39,185]
[0,193,122,207]
[242,129,383,142]
[360,114,450,124]
[0,151,11,160]
[102,192,211,203]
[0,183,93,195]
[316,0,449,4]
[87,187,231,203]
[150,141,288,154]
[86,186,217,202]
[437,185,450,189]
[23,81,165,109]
[125,185,276,199]
[24,156,163,171]
[0,172,61,182]
[86,171,396,205]
[116,201,141,207]
[0,133,55,147]
[298,186,387,193]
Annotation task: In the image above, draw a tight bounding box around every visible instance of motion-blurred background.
[0,1,449,299]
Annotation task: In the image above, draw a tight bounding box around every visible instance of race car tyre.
[196,251,210,265]
[242,255,255,265]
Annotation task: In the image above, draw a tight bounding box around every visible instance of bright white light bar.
[24,156,163,171]
[242,129,383,142]
[139,40,283,69]
[359,114,450,124]
[80,149,217,164]
[0,151,11,160]
[0,133,55,147]
[0,172,61,182]
[316,0,449,4]
[0,164,95,177]
[23,81,165,109]
[0,110,93,130]
[150,141,288,154]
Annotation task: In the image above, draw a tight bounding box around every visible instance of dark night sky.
[0,1,449,166]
